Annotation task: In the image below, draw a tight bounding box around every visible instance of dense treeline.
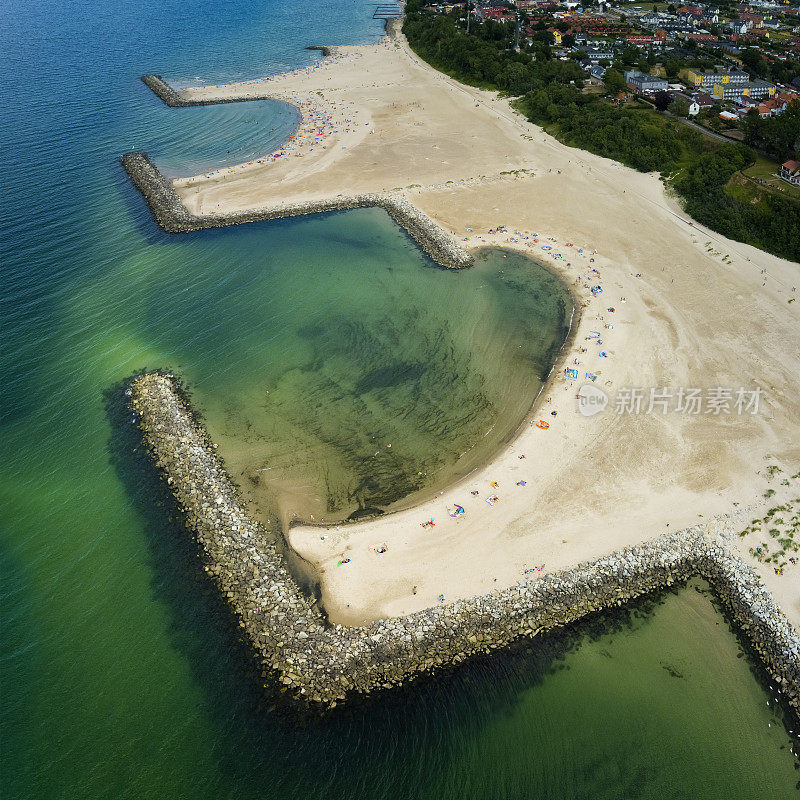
[521,82,693,172]
[403,2,584,94]
[402,4,800,262]
[741,101,800,164]
[674,148,800,261]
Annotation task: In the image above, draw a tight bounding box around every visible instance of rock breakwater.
[121,151,472,268]
[129,371,800,716]
[141,74,280,107]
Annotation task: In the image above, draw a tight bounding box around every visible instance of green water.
[167,212,571,523]
[69,207,570,524]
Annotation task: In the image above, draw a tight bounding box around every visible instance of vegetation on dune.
[402,2,800,262]
[741,101,800,164]
[402,3,584,92]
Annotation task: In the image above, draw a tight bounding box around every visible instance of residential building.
[581,47,613,64]
[684,32,719,43]
[676,5,704,25]
[626,32,666,45]
[740,13,764,29]
[724,20,750,35]
[640,12,664,25]
[711,79,776,100]
[477,7,515,21]
[756,98,779,117]
[693,92,715,109]
[685,68,749,91]
[779,160,800,186]
[776,89,799,110]
[624,70,669,93]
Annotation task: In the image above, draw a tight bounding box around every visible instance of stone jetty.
[129,371,800,716]
[141,74,284,107]
[121,151,472,269]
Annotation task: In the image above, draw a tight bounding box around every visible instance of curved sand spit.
[131,25,800,647]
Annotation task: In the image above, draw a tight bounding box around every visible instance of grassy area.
[745,154,789,181]
[735,155,800,201]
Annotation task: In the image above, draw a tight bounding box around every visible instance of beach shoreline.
[124,22,800,638]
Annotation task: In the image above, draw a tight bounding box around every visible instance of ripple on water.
[146,99,301,179]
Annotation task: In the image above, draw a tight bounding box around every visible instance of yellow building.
[685,68,750,91]
[711,81,776,100]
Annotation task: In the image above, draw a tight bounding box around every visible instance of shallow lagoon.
[160,210,573,523]
[148,99,300,179]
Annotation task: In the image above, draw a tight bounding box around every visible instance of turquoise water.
[1,1,798,798]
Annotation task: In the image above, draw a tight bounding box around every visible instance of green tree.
[742,101,800,162]
[604,69,626,95]
[653,90,672,111]
[669,97,690,117]
[740,48,766,78]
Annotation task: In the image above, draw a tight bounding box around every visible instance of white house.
[779,160,800,186]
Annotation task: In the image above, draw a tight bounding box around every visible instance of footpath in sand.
[167,27,800,631]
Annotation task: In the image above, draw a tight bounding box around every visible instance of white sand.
[170,29,800,630]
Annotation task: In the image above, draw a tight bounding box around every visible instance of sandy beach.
[166,25,800,631]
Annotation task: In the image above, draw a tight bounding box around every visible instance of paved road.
[665,112,734,143]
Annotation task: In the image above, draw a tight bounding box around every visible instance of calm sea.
[1,1,797,797]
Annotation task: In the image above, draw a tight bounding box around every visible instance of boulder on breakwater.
[141,75,193,107]
[128,371,800,716]
[121,151,473,268]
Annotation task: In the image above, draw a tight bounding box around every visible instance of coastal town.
[423,1,800,189]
